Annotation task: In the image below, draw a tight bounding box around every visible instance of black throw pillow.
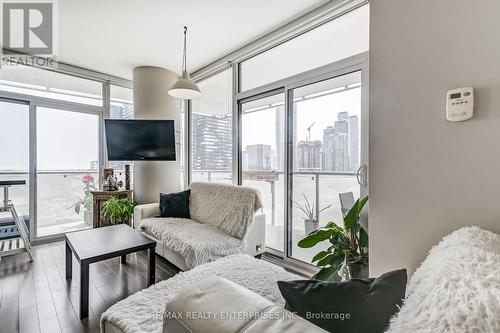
[159,190,190,219]
[278,269,407,333]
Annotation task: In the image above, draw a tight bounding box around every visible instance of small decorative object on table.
[102,168,116,191]
[298,196,368,281]
[295,194,332,235]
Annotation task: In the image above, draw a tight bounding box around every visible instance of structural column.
[133,66,180,204]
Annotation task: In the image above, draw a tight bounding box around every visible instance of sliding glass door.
[289,71,364,263]
[36,107,100,237]
[0,98,101,240]
[240,92,286,252]
[0,99,30,232]
[236,57,368,267]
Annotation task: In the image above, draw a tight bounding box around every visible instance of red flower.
[82,173,95,185]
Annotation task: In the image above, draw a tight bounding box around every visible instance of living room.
[0,1,499,333]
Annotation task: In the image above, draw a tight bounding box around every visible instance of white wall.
[369,0,500,276]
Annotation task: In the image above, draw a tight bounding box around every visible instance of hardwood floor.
[0,241,179,333]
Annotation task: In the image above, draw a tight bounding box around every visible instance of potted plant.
[295,194,332,235]
[298,196,368,281]
[71,173,97,225]
[101,196,135,225]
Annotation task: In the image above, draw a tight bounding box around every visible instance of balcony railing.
[191,169,359,225]
[0,171,99,232]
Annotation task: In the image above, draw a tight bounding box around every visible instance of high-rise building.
[191,113,232,171]
[110,103,133,119]
[296,140,322,171]
[338,111,349,122]
[321,111,359,172]
[322,126,335,171]
[348,115,359,171]
[246,144,271,171]
[332,119,349,171]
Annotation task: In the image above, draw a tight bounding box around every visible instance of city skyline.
[191,110,360,173]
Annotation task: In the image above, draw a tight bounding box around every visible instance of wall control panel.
[446,87,474,121]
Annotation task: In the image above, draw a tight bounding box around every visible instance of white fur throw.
[100,254,301,333]
[140,217,244,269]
[386,226,500,333]
[189,182,262,239]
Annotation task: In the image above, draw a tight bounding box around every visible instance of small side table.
[65,224,156,319]
[91,190,133,228]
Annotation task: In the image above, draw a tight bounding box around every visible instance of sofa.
[101,226,500,333]
[134,182,266,271]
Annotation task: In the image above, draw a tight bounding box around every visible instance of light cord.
[182,26,187,71]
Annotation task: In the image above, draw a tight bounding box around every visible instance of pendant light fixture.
[168,26,202,99]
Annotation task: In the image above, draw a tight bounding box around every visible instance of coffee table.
[65,224,156,319]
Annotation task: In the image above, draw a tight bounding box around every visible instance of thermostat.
[446,87,474,121]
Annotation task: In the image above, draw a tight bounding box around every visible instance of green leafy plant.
[101,197,135,225]
[298,196,368,281]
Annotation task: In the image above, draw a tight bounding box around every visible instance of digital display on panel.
[450,93,461,99]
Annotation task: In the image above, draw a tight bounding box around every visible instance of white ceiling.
[57,0,328,80]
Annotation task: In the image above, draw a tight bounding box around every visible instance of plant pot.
[304,219,319,235]
[84,210,92,225]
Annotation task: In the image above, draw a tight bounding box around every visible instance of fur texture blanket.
[189,182,262,239]
[386,226,500,333]
[100,254,301,333]
[140,217,245,269]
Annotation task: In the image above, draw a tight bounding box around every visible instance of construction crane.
[307,121,316,141]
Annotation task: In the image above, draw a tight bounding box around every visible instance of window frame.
[0,68,132,245]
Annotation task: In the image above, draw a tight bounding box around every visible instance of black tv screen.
[105,119,176,161]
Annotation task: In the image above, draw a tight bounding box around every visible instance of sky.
[242,87,362,150]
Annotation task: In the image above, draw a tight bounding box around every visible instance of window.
[0,66,103,105]
[36,107,100,237]
[110,85,133,119]
[190,68,233,183]
[0,66,107,240]
[240,93,285,251]
[109,85,134,181]
[239,5,369,92]
[0,100,30,220]
[290,71,362,263]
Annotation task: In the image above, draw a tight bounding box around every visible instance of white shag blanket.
[140,217,245,269]
[100,254,301,333]
[386,226,500,333]
[189,182,262,239]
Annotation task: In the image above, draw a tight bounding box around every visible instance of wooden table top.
[65,224,154,262]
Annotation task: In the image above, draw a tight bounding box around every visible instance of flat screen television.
[105,119,176,161]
